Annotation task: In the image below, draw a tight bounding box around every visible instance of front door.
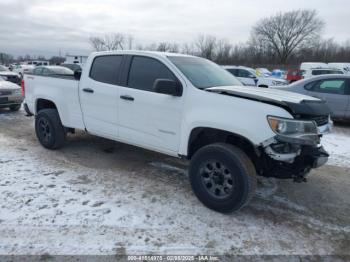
[118,56,184,154]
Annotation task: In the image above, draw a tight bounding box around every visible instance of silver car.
[0,76,23,111]
[273,75,350,121]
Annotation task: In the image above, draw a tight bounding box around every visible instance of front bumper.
[0,95,23,108]
[261,134,329,181]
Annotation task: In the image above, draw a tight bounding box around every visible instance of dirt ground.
[0,108,349,256]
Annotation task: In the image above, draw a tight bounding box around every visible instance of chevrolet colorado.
[24,51,332,213]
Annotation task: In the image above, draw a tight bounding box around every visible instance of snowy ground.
[0,109,349,256]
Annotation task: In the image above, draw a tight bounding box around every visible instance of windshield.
[168,56,242,89]
[0,65,9,72]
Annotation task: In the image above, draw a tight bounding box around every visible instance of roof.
[91,50,195,58]
[221,65,253,70]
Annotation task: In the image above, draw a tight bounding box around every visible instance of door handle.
[82,88,94,93]
[120,95,134,101]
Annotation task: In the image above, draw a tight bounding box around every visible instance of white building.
[65,55,88,65]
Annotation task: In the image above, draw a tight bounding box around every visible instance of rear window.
[312,70,343,75]
[89,55,123,85]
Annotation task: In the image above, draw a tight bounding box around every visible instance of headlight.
[13,89,22,95]
[267,116,319,145]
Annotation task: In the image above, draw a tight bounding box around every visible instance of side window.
[238,69,251,78]
[89,55,123,85]
[128,56,176,92]
[312,79,346,95]
[226,69,238,76]
[42,68,51,76]
[33,68,43,75]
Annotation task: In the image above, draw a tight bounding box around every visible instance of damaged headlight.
[267,116,319,145]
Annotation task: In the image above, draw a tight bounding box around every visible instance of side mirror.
[74,70,82,80]
[153,79,182,96]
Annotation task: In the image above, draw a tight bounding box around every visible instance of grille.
[0,90,12,96]
[308,115,329,126]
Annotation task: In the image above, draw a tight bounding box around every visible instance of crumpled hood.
[206,85,331,117]
[207,86,319,103]
[0,80,21,90]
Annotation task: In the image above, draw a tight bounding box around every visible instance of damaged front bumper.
[260,125,330,181]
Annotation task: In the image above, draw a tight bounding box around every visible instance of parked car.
[24,51,331,213]
[0,76,23,111]
[12,64,35,78]
[0,65,21,85]
[60,63,82,73]
[223,66,288,87]
[271,69,285,79]
[300,62,328,71]
[25,61,50,66]
[272,75,350,122]
[302,68,344,79]
[256,68,272,77]
[32,66,74,76]
[328,63,350,75]
[286,69,304,83]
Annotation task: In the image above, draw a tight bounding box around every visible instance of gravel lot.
[0,108,349,256]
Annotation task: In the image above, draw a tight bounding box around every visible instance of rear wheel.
[189,143,257,213]
[9,104,21,111]
[35,109,66,149]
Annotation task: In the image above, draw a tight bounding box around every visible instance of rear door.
[79,55,123,139]
[117,55,184,154]
[305,78,349,118]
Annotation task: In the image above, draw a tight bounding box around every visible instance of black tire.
[35,109,65,149]
[189,143,257,213]
[9,104,21,111]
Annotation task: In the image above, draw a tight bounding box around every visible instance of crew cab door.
[305,78,349,119]
[117,55,184,154]
[79,55,123,139]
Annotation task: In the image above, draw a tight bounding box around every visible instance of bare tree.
[156,42,179,53]
[89,33,126,51]
[215,39,232,64]
[181,43,196,55]
[195,35,217,60]
[251,10,324,64]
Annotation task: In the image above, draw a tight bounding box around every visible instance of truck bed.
[24,74,85,130]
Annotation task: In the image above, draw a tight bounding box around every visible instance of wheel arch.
[35,98,57,114]
[186,127,259,162]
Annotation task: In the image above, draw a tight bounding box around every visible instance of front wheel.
[189,143,257,213]
[35,109,66,149]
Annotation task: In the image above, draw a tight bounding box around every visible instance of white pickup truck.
[24,51,332,213]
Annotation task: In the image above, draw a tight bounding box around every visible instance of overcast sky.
[0,0,349,57]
